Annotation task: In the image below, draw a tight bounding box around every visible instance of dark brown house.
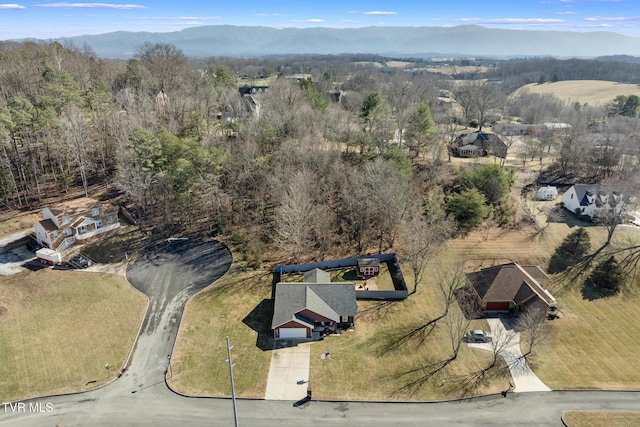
[466,262,556,314]
[451,132,507,158]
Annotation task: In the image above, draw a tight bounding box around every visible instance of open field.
[167,269,274,397]
[425,65,492,75]
[0,269,146,402]
[563,411,640,427]
[514,80,640,106]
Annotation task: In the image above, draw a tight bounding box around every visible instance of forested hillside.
[2,41,640,266]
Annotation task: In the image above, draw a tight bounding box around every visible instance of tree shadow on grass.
[581,280,618,301]
[242,298,274,351]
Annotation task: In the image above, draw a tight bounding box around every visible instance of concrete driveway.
[265,343,311,400]
[467,316,551,393]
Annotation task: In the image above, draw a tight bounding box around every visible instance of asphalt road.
[2,238,639,426]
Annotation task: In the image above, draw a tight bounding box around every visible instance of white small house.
[537,185,558,201]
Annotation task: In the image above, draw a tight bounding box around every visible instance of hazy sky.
[1,0,639,40]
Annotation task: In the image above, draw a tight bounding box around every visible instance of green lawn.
[0,269,146,402]
[534,287,640,389]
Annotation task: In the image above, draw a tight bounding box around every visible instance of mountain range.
[52,25,640,59]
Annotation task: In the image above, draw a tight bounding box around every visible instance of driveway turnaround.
[5,240,640,425]
[468,316,551,392]
[265,344,311,400]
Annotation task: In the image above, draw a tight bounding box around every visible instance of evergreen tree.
[587,256,625,295]
[446,188,491,228]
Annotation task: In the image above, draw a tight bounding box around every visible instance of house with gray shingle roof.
[272,269,357,340]
[466,262,556,314]
[451,132,507,158]
[561,184,632,219]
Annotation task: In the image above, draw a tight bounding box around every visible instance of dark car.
[70,255,92,268]
[26,241,42,252]
[464,330,492,343]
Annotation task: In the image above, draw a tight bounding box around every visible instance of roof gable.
[303,268,331,283]
[467,262,555,307]
[271,283,357,329]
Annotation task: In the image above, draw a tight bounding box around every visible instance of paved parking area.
[264,343,311,400]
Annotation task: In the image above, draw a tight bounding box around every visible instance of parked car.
[26,241,42,252]
[69,255,92,268]
[464,330,492,343]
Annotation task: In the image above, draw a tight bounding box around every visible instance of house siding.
[33,199,120,251]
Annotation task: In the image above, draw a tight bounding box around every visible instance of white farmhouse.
[561,184,629,219]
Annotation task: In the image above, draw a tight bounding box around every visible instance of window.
[52,232,58,239]
[107,216,113,223]
[571,194,574,199]
[362,266,376,276]
[61,216,70,225]
[64,229,72,236]
[96,219,103,227]
[91,208,100,217]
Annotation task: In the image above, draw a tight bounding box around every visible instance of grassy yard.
[0,210,40,238]
[0,269,146,402]
[563,411,640,427]
[170,206,640,399]
[81,226,151,263]
[534,286,640,389]
[307,285,507,401]
[167,268,274,398]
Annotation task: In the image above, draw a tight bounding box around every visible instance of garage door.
[485,302,510,311]
[278,328,308,339]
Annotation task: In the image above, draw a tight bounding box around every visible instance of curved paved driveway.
[2,240,639,426]
[124,237,232,393]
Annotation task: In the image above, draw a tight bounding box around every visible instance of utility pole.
[226,336,239,427]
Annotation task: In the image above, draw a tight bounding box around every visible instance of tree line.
[2,41,640,267]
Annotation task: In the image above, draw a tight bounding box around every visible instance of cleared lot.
[0,269,146,402]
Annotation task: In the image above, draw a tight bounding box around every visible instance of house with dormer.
[561,184,632,220]
[33,197,120,252]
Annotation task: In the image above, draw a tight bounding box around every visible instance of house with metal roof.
[271,268,357,340]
